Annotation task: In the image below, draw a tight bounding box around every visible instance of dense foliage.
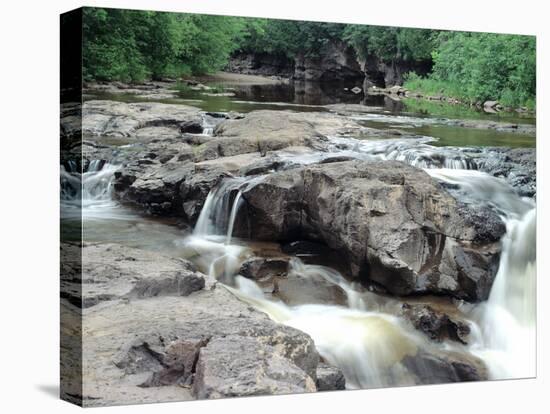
[343,26,436,63]
[425,32,535,107]
[82,8,536,106]
[83,8,245,82]
[237,19,346,58]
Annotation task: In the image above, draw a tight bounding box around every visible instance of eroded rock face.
[477,147,536,197]
[74,243,320,406]
[293,40,363,82]
[239,160,503,301]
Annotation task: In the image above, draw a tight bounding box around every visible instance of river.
[66,75,536,389]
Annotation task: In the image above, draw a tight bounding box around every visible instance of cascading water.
[326,136,478,170]
[61,160,122,219]
[182,176,265,281]
[180,153,536,388]
[427,168,537,380]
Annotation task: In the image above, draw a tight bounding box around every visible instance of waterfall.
[426,168,534,217]
[180,147,536,388]
[193,177,247,238]
[226,191,243,245]
[427,168,536,380]
[183,176,263,280]
[200,114,217,136]
[468,209,536,379]
[60,161,124,220]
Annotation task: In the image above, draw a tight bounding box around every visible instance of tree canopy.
[82,8,536,106]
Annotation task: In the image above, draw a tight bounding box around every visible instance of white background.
[0,0,548,412]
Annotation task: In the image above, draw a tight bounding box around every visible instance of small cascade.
[426,168,534,218]
[288,258,367,310]
[60,160,123,219]
[200,114,217,136]
[425,167,536,379]
[327,136,478,170]
[226,190,243,245]
[193,177,248,238]
[182,175,264,281]
[228,276,424,389]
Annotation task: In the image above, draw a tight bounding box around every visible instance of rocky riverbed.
[61,82,536,406]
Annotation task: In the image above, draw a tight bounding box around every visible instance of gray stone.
[316,363,346,391]
[239,160,503,301]
[400,303,471,344]
[192,335,317,399]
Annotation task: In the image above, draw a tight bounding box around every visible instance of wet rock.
[403,350,488,383]
[239,257,290,280]
[178,164,233,222]
[316,363,346,391]
[400,304,470,344]
[457,203,506,244]
[239,160,502,301]
[475,147,536,197]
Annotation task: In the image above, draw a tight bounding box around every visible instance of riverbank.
[366,83,536,115]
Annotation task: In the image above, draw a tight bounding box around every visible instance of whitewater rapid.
[64,135,536,387]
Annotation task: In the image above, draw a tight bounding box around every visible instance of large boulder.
[238,160,503,301]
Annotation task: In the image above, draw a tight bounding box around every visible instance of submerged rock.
[239,160,503,301]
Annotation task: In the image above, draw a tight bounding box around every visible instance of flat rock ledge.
[61,243,324,407]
